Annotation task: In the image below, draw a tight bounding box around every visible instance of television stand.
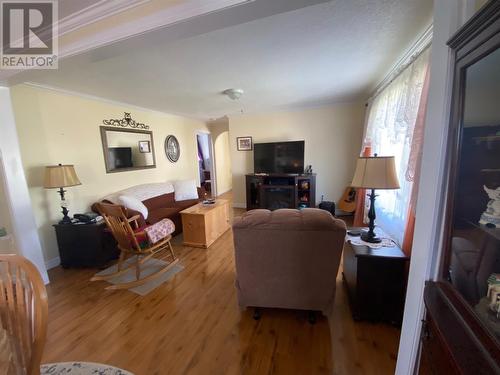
[245,173,316,210]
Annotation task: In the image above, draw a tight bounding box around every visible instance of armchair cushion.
[144,218,175,244]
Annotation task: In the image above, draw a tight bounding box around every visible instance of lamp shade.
[351,156,400,189]
[43,164,81,189]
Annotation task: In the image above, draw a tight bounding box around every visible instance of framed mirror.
[100,126,156,173]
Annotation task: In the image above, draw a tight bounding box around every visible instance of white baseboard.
[45,256,61,270]
[232,202,246,209]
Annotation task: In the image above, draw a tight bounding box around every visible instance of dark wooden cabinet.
[418,311,459,375]
[54,222,119,268]
[245,173,316,210]
[419,2,500,374]
[420,282,498,374]
[342,233,409,325]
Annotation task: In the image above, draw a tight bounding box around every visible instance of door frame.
[195,131,217,197]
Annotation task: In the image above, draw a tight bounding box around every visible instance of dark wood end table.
[53,222,119,268]
[342,227,409,325]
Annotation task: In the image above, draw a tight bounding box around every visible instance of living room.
[0,1,498,374]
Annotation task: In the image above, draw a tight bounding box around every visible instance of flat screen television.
[108,147,133,169]
[254,141,305,174]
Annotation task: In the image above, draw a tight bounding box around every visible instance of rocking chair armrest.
[127,215,142,228]
[128,214,141,222]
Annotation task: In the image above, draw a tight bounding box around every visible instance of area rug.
[41,362,134,375]
[94,258,184,296]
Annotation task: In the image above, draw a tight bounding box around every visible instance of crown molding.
[20,81,357,123]
[58,0,151,36]
[22,82,206,122]
[367,23,433,102]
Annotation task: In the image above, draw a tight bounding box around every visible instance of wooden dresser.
[180,199,230,248]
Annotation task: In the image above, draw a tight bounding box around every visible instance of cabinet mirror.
[447,43,500,341]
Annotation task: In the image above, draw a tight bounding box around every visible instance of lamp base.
[59,216,72,225]
[59,206,72,225]
[361,230,382,243]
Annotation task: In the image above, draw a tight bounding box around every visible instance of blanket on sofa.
[103,183,175,204]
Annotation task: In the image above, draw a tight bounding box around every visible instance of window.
[363,49,430,244]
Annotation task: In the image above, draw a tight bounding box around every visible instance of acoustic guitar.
[338,186,357,212]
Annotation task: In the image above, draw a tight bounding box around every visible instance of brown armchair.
[232,208,346,319]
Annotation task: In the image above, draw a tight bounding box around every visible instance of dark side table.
[53,222,119,268]
[342,228,409,325]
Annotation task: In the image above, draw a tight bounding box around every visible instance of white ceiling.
[58,0,104,19]
[17,0,433,120]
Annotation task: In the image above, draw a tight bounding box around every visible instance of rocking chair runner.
[91,203,178,290]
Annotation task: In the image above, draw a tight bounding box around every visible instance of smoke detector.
[222,88,244,100]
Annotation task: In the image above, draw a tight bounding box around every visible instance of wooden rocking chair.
[0,254,48,375]
[91,203,178,290]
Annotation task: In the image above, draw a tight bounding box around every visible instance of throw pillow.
[174,179,198,201]
[118,195,149,220]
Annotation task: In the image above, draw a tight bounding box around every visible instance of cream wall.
[0,161,15,254]
[10,84,208,263]
[207,118,232,195]
[0,87,47,280]
[214,132,232,195]
[0,171,14,254]
[0,166,13,235]
[228,103,365,207]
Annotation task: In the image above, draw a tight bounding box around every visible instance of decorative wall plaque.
[165,135,180,162]
[103,112,149,130]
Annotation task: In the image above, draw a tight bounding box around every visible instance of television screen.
[108,147,133,169]
[254,141,305,174]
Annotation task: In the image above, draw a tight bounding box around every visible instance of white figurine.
[488,284,500,318]
[479,185,500,228]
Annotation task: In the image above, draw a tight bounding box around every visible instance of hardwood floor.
[42,198,400,375]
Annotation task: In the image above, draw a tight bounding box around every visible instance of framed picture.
[237,136,253,151]
[138,140,151,153]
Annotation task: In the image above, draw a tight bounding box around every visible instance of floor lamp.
[351,155,400,243]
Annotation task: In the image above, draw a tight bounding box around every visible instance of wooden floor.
[42,195,400,375]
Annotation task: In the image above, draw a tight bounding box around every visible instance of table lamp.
[43,164,81,224]
[351,155,400,243]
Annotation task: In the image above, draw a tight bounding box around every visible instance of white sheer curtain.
[363,49,430,244]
